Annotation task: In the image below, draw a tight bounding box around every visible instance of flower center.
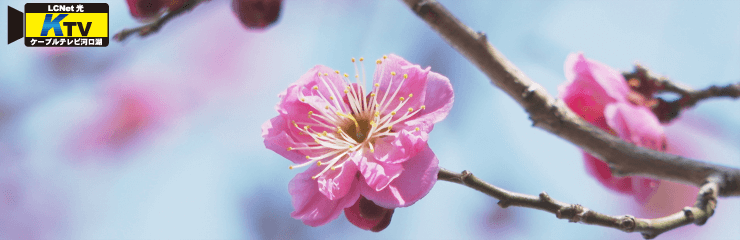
[344,114,373,143]
[286,56,425,180]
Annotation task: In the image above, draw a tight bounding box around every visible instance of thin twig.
[623,65,740,123]
[399,0,740,196]
[114,0,207,42]
[439,168,720,239]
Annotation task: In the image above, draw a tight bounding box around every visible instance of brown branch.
[400,0,740,197]
[623,65,740,123]
[114,0,207,42]
[438,168,720,239]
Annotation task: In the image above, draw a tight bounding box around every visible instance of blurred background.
[1,0,739,239]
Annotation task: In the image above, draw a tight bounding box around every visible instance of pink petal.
[372,54,430,119]
[289,165,361,227]
[604,103,666,151]
[355,150,404,192]
[292,65,349,104]
[404,71,454,127]
[559,53,631,122]
[583,152,660,203]
[317,160,359,200]
[361,144,439,208]
[604,103,664,202]
[372,127,428,165]
[582,152,635,194]
[261,116,312,164]
[276,84,343,147]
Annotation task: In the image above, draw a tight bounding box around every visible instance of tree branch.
[114,0,207,42]
[400,0,740,196]
[438,168,720,239]
[623,65,740,123]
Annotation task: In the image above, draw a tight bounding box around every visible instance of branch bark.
[623,65,740,123]
[400,0,740,196]
[114,0,207,42]
[438,168,720,239]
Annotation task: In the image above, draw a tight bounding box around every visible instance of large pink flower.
[262,54,453,230]
[559,53,665,202]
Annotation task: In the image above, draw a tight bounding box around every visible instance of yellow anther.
[376,60,382,64]
[375,104,379,109]
[415,127,420,132]
[409,93,413,97]
[311,176,318,180]
[317,161,322,166]
[383,55,387,59]
[331,166,337,170]
[322,131,328,136]
[403,74,408,79]
[375,111,380,117]
[370,149,375,153]
[355,74,359,78]
[323,73,328,76]
[315,139,319,143]
[306,155,311,159]
[308,111,313,116]
[359,57,364,61]
[304,125,310,130]
[289,166,294,170]
[352,58,356,63]
[408,108,413,112]
[421,105,426,110]
[330,96,334,100]
[312,86,318,90]
[335,70,340,74]
[399,97,405,101]
[317,72,321,76]
[287,147,293,151]
[391,111,396,115]
[344,73,349,77]
[300,98,306,102]
[391,71,396,76]
[370,93,376,97]
[370,120,376,126]
[374,83,379,87]
[387,126,392,131]
[325,105,329,109]
[344,89,349,93]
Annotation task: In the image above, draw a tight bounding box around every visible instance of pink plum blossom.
[262,54,453,230]
[559,53,665,202]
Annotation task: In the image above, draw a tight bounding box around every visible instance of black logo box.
[25,3,108,13]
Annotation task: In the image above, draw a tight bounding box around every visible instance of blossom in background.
[262,54,453,231]
[232,0,282,29]
[126,0,186,21]
[559,53,665,203]
[67,80,185,162]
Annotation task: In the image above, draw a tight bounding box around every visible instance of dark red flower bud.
[126,0,165,19]
[345,196,395,232]
[358,196,386,220]
[126,0,187,21]
[231,0,282,29]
